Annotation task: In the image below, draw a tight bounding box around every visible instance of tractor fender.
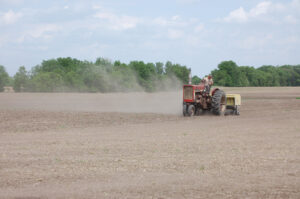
[212,88,219,96]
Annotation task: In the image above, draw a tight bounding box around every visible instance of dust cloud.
[0,91,183,115]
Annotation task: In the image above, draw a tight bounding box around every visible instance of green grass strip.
[296,97,300,99]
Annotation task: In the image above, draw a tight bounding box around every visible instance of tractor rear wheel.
[187,105,195,116]
[212,89,227,116]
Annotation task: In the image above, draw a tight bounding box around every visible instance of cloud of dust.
[82,68,183,114]
[0,91,183,115]
[84,67,184,114]
[46,65,184,94]
[9,62,185,115]
[102,69,184,93]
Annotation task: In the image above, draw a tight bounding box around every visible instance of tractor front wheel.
[187,105,195,117]
[183,104,187,116]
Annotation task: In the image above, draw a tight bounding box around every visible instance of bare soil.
[0,87,300,199]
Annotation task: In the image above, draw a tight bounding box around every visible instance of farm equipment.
[225,94,241,115]
[182,84,241,116]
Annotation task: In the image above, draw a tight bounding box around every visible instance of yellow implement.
[226,94,241,115]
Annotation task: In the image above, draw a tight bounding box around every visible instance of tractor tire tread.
[212,89,226,115]
[187,105,195,117]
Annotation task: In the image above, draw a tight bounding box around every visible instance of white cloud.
[222,1,296,23]
[153,17,169,26]
[224,2,272,23]
[239,34,273,50]
[17,24,61,43]
[224,7,248,23]
[94,11,141,30]
[92,4,102,10]
[30,24,61,38]
[285,15,298,24]
[194,24,204,33]
[167,29,184,39]
[0,10,22,25]
[36,45,49,51]
[0,34,8,47]
[249,1,272,17]
[185,35,213,48]
[0,0,24,5]
[176,0,200,5]
[172,15,180,21]
[292,0,300,8]
[280,36,300,44]
[153,16,189,27]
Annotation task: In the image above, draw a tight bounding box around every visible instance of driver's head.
[208,75,212,79]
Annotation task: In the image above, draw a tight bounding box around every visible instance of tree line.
[0,57,190,92]
[212,61,300,87]
[1,59,300,92]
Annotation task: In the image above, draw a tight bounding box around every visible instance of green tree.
[192,75,201,84]
[11,57,300,92]
[258,66,280,86]
[0,65,9,92]
[212,68,232,86]
[165,61,190,84]
[32,72,63,92]
[212,61,250,87]
[95,57,112,66]
[13,66,29,92]
[111,64,140,92]
[239,66,258,86]
[155,62,164,76]
[65,71,85,91]
[82,66,108,92]
[129,61,157,91]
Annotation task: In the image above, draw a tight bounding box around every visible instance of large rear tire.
[187,105,195,117]
[212,90,227,116]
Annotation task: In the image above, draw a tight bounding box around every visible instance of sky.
[0,0,300,77]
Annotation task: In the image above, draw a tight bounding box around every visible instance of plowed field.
[0,87,300,198]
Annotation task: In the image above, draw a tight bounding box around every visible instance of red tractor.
[182,84,227,116]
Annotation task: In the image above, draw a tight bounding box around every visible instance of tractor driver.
[203,75,214,94]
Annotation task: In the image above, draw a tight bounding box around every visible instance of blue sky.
[1,0,300,77]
